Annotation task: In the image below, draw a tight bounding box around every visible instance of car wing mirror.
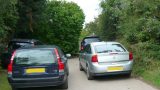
[66,54,71,58]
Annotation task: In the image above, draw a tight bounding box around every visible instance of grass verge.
[119,39,160,89]
[142,70,160,88]
[133,60,160,89]
[0,69,11,90]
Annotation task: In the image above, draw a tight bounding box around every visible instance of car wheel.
[67,71,69,76]
[126,73,131,78]
[11,87,18,90]
[86,66,93,80]
[79,63,83,71]
[67,67,69,76]
[61,77,68,89]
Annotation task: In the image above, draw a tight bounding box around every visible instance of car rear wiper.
[97,50,112,53]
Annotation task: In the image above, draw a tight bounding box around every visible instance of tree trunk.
[27,11,33,32]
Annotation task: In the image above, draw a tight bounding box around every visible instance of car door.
[80,46,88,69]
[83,45,92,70]
[79,49,84,68]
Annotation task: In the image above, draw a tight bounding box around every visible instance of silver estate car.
[79,42,133,80]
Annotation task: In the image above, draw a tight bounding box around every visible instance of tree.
[15,0,46,38]
[0,0,18,43]
[0,0,85,54]
[36,1,85,53]
[85,0,160,44]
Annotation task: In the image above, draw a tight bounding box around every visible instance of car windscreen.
[14,49,56,65]
[84,38,100,45]
[9,42,33,50]
[94,44,126,53]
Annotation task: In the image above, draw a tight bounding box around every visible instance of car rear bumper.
[89,61,133,76]
[10,81,65,88]
[8,76,67,88]
[92,70,131,76]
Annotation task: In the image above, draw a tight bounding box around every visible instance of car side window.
[58,48,65,58]
[81,40,85,46]
[84,45,91,54]
[8,42,20,52]
[83,45,87,52]
[34,41,43,45]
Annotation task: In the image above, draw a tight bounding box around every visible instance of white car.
[79,42,133,80]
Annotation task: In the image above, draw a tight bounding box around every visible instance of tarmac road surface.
[24,58,158,90]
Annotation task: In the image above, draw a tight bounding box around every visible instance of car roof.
[16,45,60,50]
[91,41,121,46]
[11,39,39,43]
[83,36,100,39]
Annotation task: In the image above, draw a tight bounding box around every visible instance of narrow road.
[26,58,158,90]
[67,58,158,90]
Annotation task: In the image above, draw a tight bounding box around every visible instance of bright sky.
[65,0,101,24]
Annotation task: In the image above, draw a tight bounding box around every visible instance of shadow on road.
[21,86,67,90]
[94,74,132,82]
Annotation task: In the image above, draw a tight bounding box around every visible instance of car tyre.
[61,77,68,89]
[67,68,69,76]
[86,66,93,80]
[11,87,18,90]
[125,73,131,78]
[79,63,83,71]
[67,71,69,76]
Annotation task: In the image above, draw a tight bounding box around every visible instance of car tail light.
[8,51,16,75]
[81,46,84,50]
[5,47,8,51]
[91,55,98,62]
[129,52,133,60]
[54,48,64,73]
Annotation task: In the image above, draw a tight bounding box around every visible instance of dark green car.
[8,45,70,90]
[1,39,44,69]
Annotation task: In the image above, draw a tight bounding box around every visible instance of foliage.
[15,0,46,38]
[85,0,160,44]
[0,0,18,43]
[0,72,11,90]
[0,0,84,54]
[35,1,84,53]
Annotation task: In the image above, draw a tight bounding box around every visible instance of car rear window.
[14,49,56,65]
[94,44,126,53]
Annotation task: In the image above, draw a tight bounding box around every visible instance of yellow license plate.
[107,66,123,72]
[26,68,45,74]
